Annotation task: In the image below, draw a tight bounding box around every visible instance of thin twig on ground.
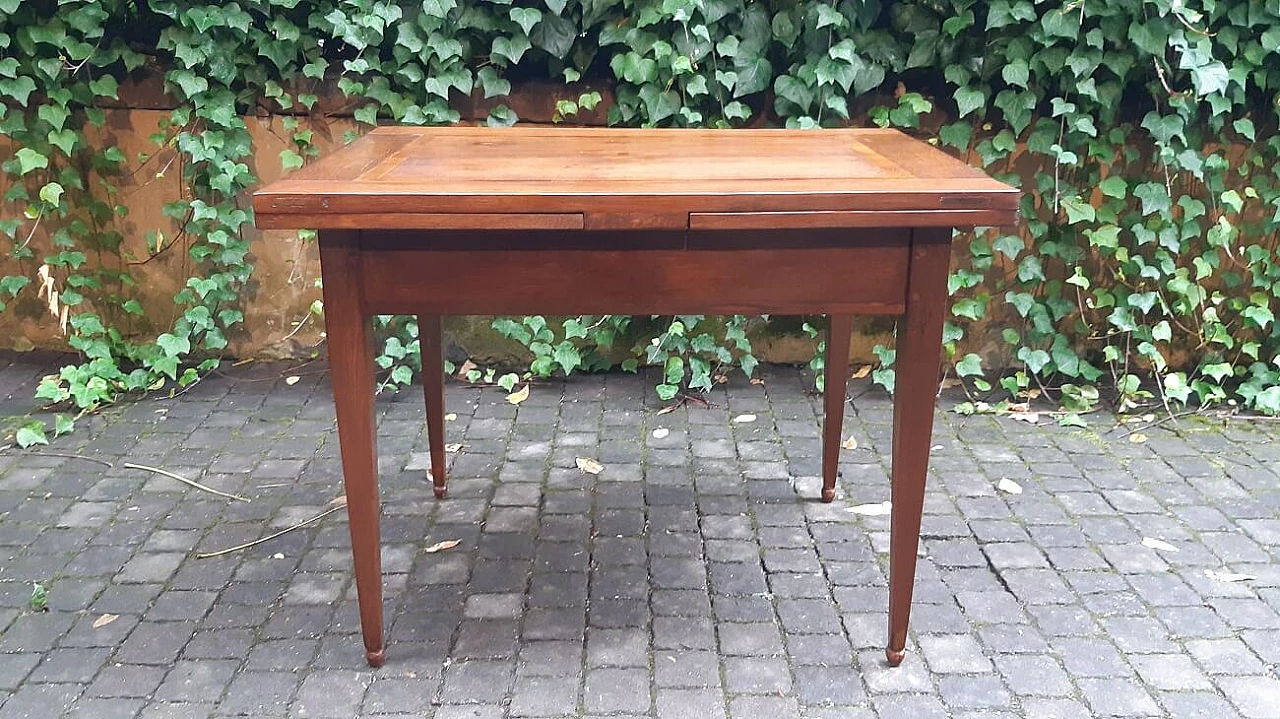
[1114,406,1209,437]
[23,452,114,467]
[122,462,250,502]
[195,504,344,559]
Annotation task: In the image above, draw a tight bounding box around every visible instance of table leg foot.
[433,483,447,500]
[886,646,905,667]
[821,487,836,503]
[366,648,386,668]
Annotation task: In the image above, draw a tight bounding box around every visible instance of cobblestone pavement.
[1,351,1279,718]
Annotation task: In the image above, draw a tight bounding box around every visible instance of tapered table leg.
[822,315,854,503]
[418,315,447,499]
[886,228,952,667]
[319,229,385,668]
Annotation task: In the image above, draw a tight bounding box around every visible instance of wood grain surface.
[254,127,1019,231]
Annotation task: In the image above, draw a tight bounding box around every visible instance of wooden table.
[254,127,1018,668]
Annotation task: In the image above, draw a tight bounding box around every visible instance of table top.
[254,127,1019,231]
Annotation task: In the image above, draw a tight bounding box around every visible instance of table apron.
[354,245,910,316]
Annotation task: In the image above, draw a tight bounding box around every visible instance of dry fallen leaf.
[272,552,286,559]
[841,436,858,450]
[1141,537,1179,552]
[506,383,530,405]
[445,413,457,421]
[848,501,892,516]
[285,376,300,386]
[940,377,963,389]
[656,405,677,416]
[329,495,348,507]
[1129,433,1149,444]
[750,378,766,385]
[1009,412,1039,424]
[455,359,477,379]
[424,539,461,554]
[997,478,1023,494]
[850,365,872,379]
[712,373,729,384]
[732,414,757,424]
[92,614,119,629]
[1204,569,1256,583]
[652,428,670,439]
[575,457,604,475]
[1008,402,1030,412]
[445,443,464,453]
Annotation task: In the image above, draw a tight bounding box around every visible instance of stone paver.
[1,351,1279,717]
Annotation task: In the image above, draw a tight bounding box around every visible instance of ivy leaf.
[14,148,48,175]
[955,353,983,378]
[509,6,542,34]
[391,365,413,385]
[48,129,77,155]
[1262,27,1280,53]
[1017,347,1051,374]
[1133,183,1171,215]
[1006,292,1035,317]
[732,56,772,97]
[16,423,48,448]
[993,235,1023,260]
[53,414,74,437]
[1,275,30,296]
[638,84,679,123]
[38,182,63,206]
[1060,197,1095,224]
[0,75,36,106]
[1098,176,1127,199]
[774,75,813,110]
[170,71,209,98]
[1128,22,1167,55]
[553,341,581,375]
[939,122,971,149]
[530,13,575,57]
[1189,61,1229,97]
[1016,256,1045,283]
[491,35,532,66]
[814,4,846,29]
[156,333,191,357]
[422,0,457,18]
[1001,59,1029,88]
[953,86,985,117]
[279,150,304,171]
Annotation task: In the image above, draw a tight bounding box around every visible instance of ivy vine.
[1,0,1278,447]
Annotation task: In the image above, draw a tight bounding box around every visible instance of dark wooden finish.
[418,314,447,499]
[316,229,385,668]
[254,127,1018,670]
[822,315,854,504]
[886,228,953,667]
[359,245,909,316]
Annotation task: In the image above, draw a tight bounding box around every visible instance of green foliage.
[28,582,47,612]
[1,0,1279,420]
[491,314,759,400]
